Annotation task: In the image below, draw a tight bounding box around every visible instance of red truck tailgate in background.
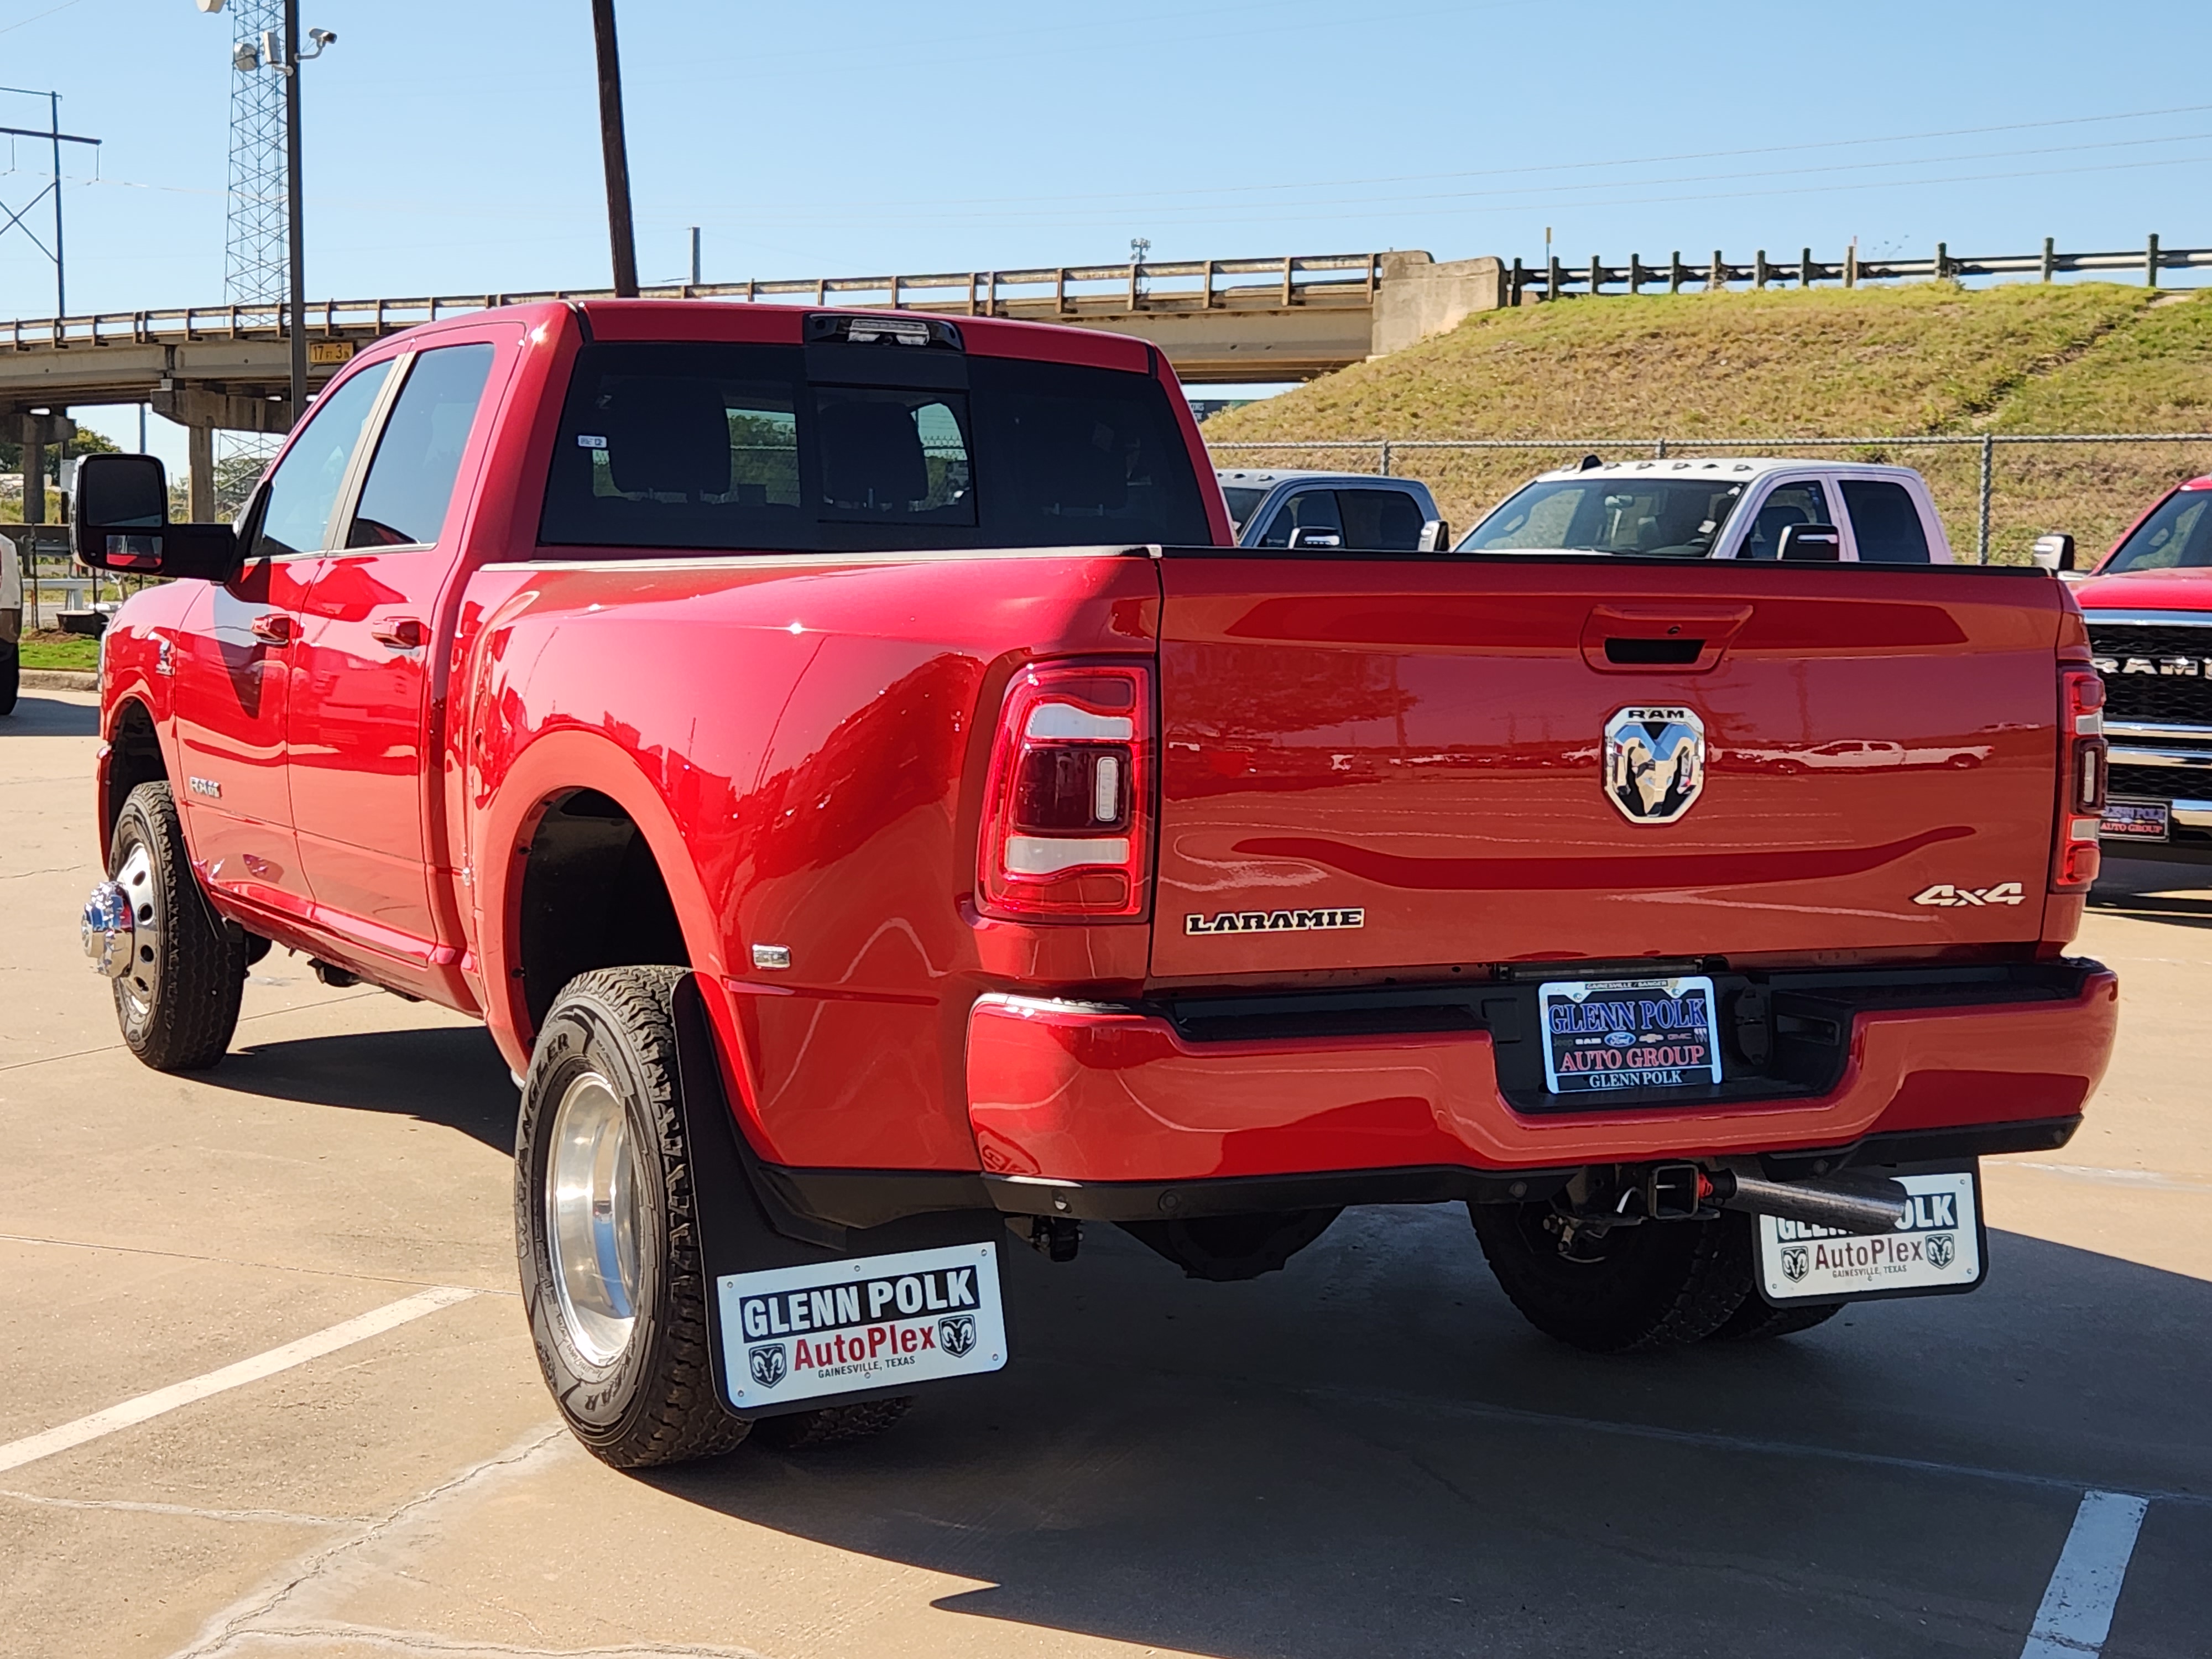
[1151,557,2064,978]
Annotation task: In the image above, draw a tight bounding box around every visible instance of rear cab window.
[539,332,1210,553]
[1839,477,1934,563]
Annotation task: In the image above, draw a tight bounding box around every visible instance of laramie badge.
[1603,706,1706,824]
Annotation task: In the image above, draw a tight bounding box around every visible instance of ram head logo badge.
[1604,706,1706,824]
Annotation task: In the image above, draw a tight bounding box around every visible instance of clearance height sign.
[716,1242,1008,1410]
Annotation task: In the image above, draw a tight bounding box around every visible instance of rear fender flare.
[478,728,748,1100]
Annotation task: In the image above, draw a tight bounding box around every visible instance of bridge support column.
[187,424,215,524]
[19,435,43,526]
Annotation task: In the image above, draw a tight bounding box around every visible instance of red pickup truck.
[75,301,2117,1468]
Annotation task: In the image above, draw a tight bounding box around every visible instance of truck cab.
[1214,467,1443,550]
[1460,457,1955,564]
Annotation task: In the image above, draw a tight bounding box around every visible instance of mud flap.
[670,975,1005,1420]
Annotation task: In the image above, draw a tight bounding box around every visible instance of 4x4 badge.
[1913,882,2027,907]
[1603,706,1705,824]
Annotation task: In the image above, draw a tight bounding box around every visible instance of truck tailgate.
[1151,556,2065,978]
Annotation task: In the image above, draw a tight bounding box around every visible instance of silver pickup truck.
[1214,467,1446,550]
[1461,457,1956,563]
[1,531,21,716]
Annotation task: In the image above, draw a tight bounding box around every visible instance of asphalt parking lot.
[4,684,2210,1659]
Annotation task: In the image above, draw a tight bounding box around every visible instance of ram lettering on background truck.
[75,300,2116,1467]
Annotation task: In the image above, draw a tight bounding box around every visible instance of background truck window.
[1464,477,1744,556]
[2104,489,2212,572]
[1839,478,1934,563]
[248,359,394,560]
[1740,480,1835,560]
[1255,488,1344,548]
[539,343,1209,553]
[1220,485,1267,530]
[1337,488,1426,550]
[346,345,497,549]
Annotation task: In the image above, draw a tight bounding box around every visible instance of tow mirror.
[2030,533,2077,573]
[1777,522,1843,562]
[1285,528,1343,550]
[1417,518,1452,552]
[72,453,241,581]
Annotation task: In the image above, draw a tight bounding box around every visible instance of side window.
[1338,488,1427,550]
[1256,489,1344,549]
[1740,479,1833,561]
[1840,479,1933,563]
[247,359,394,560]
[346,344,498,548]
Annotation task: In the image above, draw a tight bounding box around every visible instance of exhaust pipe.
[1708,1170,1912,1237]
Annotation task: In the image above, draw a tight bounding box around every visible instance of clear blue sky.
[4,0,2211,462]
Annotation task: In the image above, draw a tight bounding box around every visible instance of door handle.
[249,613,295,645]
[371,617,427,650]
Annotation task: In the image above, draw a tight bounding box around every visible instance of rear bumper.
[966,962,2117,1218]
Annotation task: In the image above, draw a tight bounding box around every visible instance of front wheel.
[1470,1200,1752,1352]
[0,640,18,716]
[105,782,246,1071]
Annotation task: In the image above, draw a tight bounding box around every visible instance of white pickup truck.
[1460,457,1955,564]
[1,531,20,714]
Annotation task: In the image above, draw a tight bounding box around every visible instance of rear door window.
[1839,478,1934,563]
[1337,488,1426,550]
[346,344,497,548]
[1738,479,1834,561]
[538,342,1209,552]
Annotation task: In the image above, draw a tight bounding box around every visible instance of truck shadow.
[218,1023,518,1151]
[3,692,101,737]
[2091,857,2212,931]
[644,1206,2212,1659]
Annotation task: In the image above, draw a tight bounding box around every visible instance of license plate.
[717,1241,1006,1410]
[2101,798,2171,842]
[1538,975,1722,1096]
[1757,1170,1984,1303]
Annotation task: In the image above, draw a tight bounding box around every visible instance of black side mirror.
[1285,528,1343,550]
[72,453,241,581]
[1417,518,1452,552]
[1777,522,1843,562]
[2031,533,2077,573]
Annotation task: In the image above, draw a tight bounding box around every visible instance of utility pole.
[690,225,701,287]
[0,86,102,317]
[591,0,639,297]
[281,0,307,415]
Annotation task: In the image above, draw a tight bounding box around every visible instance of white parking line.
[2020,1490,2150,1659]
[0,1285,478,1475]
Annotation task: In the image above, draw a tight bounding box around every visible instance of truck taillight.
[977,661,1152,920]
[2053,669,2106,893]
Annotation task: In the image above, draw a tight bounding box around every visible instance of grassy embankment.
[18,630,99,671]
[1201,283,2212,562]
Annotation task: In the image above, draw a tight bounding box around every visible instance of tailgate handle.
[1581,604,1752,674]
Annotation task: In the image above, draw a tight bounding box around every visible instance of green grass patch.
[19,632,100,671]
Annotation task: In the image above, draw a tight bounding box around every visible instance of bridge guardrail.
[1,253,1388,351]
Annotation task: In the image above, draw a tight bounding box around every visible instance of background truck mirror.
[1285,528,1343,550]
[1776,523,1843,562]
[2031,533,2077,572]
[1417,518,1452,552]
[72,453,242,581]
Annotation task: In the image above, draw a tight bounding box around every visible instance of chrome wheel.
[113,842,162,1031]
[546,1070,643,1365]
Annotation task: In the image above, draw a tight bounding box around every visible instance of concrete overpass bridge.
[2,250,1503,516]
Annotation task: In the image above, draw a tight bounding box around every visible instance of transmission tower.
[223,0,286,326]
[217,0,288,497]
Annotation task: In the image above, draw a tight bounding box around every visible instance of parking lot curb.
[21,669,97,691]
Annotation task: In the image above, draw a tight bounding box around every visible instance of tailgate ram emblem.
[1603,706,1706,824]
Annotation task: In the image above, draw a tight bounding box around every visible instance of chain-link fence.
[1203,433,2212,565]
[5,525,154,633]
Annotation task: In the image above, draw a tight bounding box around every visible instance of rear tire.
[517,966,751,1469]
[1470,1200,1751,1352]
[109,782,246,1072]
[1710,1298,1843,1340]
[0,641,18,716]
[749,1397,914,1451]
